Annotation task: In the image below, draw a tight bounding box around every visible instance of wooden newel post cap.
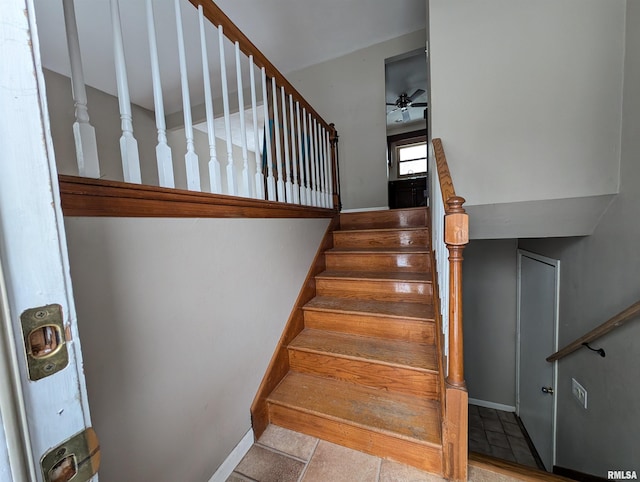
[445,196,469,246]
[445,196,466,214]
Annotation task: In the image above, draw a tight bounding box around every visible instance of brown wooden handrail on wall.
[547,299,640,362]
[431,138,469,481]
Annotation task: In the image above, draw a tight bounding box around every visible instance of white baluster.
[310,115,319,206]
[236,42,251,198]
[63,0,100,179]
[110,0,141,183]
[280,87,293,203]
[317,122,326,208]
[219,26,235,195]
[145,0,174,188]
[289,96,300,204]
[302,108,312,205]
[250,56,265,199]
[271,78,285,201]
[326,129,334,208]
[322,126,330,208]
[296,102,306,205]
[175,0,200,191]
[261,68,276,201]
[198,6,221,193]
[324,128,331,207]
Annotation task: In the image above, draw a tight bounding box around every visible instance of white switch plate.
[572,378,587,409]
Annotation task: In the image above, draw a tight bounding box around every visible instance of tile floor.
[228,405,543,481]
[227,425,447,482]
[468,404,541,469]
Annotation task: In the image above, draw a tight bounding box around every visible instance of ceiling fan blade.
[411,102,428,107]
[386,102,397,106]
[387,106,400,115]
[408,89,425,102]
[402,110,411,123]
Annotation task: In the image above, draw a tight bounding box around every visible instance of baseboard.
[469,398,516,412]
[340,206,389,213]
[208,429,254,482]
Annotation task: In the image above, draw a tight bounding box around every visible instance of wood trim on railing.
[187,0,333,134]
[250,215,340,438]
[432,138,456,208]
[58,175,336,218]
[547,300,640,362]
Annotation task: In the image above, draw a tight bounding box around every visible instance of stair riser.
[268,404,443,473]
[288,350,439,399]
[325,252,430,273]
[316,279,433,303]
[333,229,430,249]
[340,208,427,230]
[303,309,435,344]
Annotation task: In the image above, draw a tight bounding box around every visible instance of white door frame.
[516,249,560,467]
[0,0,95,480]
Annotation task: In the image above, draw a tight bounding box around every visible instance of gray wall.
[64,217,329,482]
[428,0,625,238]
[463,240,518,407]
[519,1,640,475]
[429,0,624,207]
[289,30,427,210]
[168,128,257,194]
[45,69,160,185]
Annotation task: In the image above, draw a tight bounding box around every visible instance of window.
[397,141,427,178]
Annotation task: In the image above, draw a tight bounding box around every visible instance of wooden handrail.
[432,138,469,388]
[187,0,334,134]
[433,138,469,480]
[547,300,640,362]
[432,138,456,210]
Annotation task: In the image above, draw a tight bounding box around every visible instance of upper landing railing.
[58,0,339,212]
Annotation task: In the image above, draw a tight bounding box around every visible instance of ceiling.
[385,49,428,127]
[33,0,427,116]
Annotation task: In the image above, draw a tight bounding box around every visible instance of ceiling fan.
[387,89,427,123]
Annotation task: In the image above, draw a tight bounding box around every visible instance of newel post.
[445,196,468,387]
[329,123,341,211]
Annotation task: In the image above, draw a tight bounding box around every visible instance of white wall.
[463,240,518,407]
[429,0,625,237]
[64,216,329,482]
[518,2,640,475]
[289,30,427,210]
[45,69,160,185]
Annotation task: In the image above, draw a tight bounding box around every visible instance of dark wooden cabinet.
[388,177,427,209]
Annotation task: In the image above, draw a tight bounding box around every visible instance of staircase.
[254,207,447,474]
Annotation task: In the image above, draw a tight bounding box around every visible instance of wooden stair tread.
[269,372,442,445]
[317,270,431,282]
[327,247,430,254]
[334,227,428,235]
[290,329,438,372]
[304,296,434,321]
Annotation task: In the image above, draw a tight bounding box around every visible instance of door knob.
[541,386,554,395]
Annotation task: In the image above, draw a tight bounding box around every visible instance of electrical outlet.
[572,378,587,409]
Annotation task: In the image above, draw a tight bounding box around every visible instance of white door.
[0,1,97,481]
[517,250,559,471]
